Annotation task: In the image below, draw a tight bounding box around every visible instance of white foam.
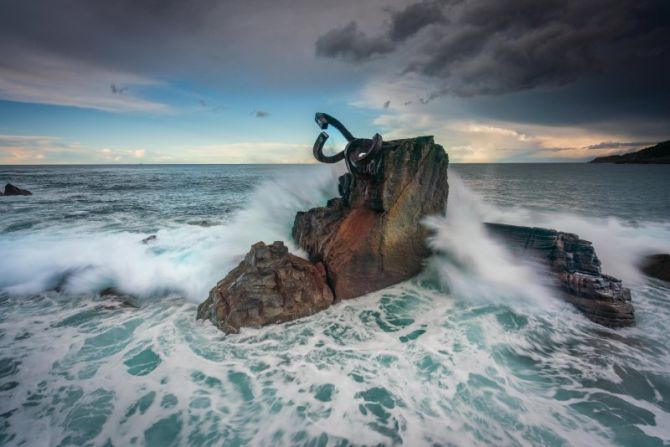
[0,166,339,301]
[1,168,670,446]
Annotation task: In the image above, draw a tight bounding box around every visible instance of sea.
[1,163,669,447]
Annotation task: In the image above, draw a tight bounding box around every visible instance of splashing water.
[0,163,669,446]
[0,165,339,300]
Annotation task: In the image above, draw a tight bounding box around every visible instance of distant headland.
[590,140,670,164]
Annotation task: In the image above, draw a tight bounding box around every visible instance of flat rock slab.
[485,222,634,328]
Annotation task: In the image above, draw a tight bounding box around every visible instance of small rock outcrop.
[196,241,333,333]
[293,136,449,300]
[141,235,157,244]
[3,183,32,196]
[640,254,670,282]
[485,223,634,327]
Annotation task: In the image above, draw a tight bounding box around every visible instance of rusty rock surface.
[196,241,333,333]
[293,136,449,300]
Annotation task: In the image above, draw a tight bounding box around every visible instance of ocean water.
[1,163,669,447]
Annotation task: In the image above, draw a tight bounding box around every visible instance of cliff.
[590,140,670,164]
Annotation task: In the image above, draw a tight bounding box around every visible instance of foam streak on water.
[1,164,669,446]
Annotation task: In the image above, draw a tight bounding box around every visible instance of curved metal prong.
[315,113,329,130]
[314,112,355,142]
[313,131,345,163]
[349,133,383,170]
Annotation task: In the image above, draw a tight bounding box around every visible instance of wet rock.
[196,241,333,334]
[640,254,670,282]
[141,235,157,244]
[188,220,215,227]
[3,184,32,196]
[293,136,449,300]
[485,223,634,328]
[99,287,140,308]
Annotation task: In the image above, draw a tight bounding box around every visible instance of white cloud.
[0,48,171,113]
[372,112,644,162]
[0,134,313,164]
[99,147,152,162]
[352,74,660,162]
[448,122,530,142]
[169,142,314,164]
[0,134,83,163]
[0,134,152,164]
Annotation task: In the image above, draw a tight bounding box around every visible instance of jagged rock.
[485,223,634,328]
[640,254,670,282]
[3,183,32,196]
[196,241,333,333]
[293,136,449,300]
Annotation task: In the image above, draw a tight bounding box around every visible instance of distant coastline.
[590,140,670,164]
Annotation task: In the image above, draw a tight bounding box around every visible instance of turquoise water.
[1,164,669,446]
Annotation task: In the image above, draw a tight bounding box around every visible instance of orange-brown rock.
[196,241,333,333]
[292,136,449,300]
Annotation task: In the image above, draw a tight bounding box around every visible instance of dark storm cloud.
[316,0,670,98]
[0,0,406,99]
[315,22,394,62]
[0,0,239,80]
[314,1,448,62]
[388,0,448,41]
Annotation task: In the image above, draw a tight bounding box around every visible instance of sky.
[0,0,668,164]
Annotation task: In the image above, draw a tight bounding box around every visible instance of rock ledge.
[485,223,634,327]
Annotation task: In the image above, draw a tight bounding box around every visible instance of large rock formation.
[3,183,32,196]
[640,254,670,282]
[485,223,634,327]
[197,241,333,333]
[196,116,637,334]
[293,136,449,300]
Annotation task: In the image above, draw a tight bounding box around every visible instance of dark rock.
[141,235,157,244]
[485,223,634,328]
[3,184,32,196]
[640,254,670,282]
[196,241,334,334]
[99,287,140,308]
[188,220,215,227]
[590,140,670,164]
[293,136,449,300]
